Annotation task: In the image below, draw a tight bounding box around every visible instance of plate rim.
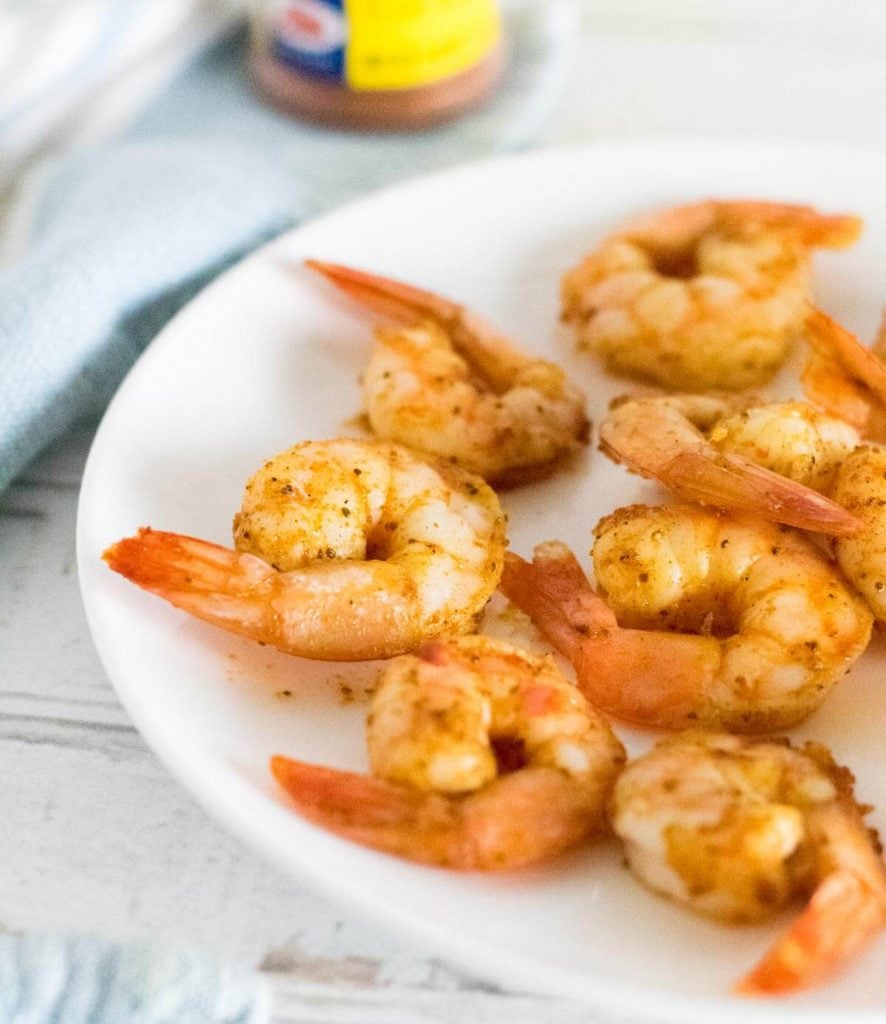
[77,136,886,1023]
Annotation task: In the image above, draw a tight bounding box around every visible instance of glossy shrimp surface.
[308,261,590,487]
[104,439,506,661]
[599,393,859,535]
[562,200,861,391]
[603,380,886,624]
[272,636,626,870]
[500,509,872,732]
[610,731,886,995]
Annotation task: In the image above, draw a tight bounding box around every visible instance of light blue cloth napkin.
[0,6,576,1020]
[0,140,296,494]
[0,936,269,1024]
[0,4,576,494]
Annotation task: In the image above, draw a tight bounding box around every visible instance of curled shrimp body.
[271,636,626,870]
[609,732,886,995]
[307,261,590,487]
[500,509,872,733]
[562,200,861,391]
[599,394,860,535]
[104,440,506,661]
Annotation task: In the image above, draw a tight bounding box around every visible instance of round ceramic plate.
[78,140,886,1022]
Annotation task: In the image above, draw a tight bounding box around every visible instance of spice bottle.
[249,1,504,130]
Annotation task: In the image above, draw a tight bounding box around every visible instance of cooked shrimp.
[603,384,886,623]
[830,445,886,622]
[500,509,872,732]
[803,308,886,440]
[307,261,590,487]
[609,731,886,995]
[562,200,862,391]
[103,439,506,661]
[599,393,860,535]
[271,635,626,869]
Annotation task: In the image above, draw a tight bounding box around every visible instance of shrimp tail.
[717,203,862,249]
[271,755,600,871]
[272,754,478,869]
[501,545,619,664]
[802,352,873,433]
[807,308,886,406]
[620,201,862,253]
[103,528,274,640]
[736,870,886,996]
[305,260,457,326]
[305,259,525,387]
[501,545,718,729]
[657,450,861,536]
[271,755,452,834]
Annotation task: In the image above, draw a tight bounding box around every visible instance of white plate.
[78,140,886,1023]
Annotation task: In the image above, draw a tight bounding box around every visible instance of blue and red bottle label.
[271,0,347,82]
[267,0,500,92]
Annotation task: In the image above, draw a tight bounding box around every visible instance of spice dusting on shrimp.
[104,439,506,661]
[307,261,590,487]
[562,200,861,391]
[500,509,872,732]
[600,382,886,624]
[272,635,625,870]
[609,732,886,995]
[599,393,860,535]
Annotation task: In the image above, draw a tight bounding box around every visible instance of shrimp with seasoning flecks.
[500,508,872,733]
[103,439,506,661]
[307,261,590,487]
[271,635,626,870]
[599,392,861,536]
[610,731,886,996]
[600,341,886,622]
[562,200,862,391]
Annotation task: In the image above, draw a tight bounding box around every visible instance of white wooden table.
[5,6,886,1020]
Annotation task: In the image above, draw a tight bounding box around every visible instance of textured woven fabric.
[0,935,270,1024]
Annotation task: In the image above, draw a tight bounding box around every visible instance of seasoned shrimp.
[803,308,886,440]
[272,636,626,869]
[104,439,506,661]
[307,261,590,487]
[599,393,859,535]
[500,509,872,732]
[604,383,886,623]
[562,200,862,391]
[830,445,886,622]
[610,732,886,995]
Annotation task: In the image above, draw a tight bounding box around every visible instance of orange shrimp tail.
[104,528,234,590]
[500,546,715,729]
[716,202,862,249]
[501,546,618,664]
[271,755,597,871]
[807,309,886,406]
[802,352,872,433]
[657,450,861,536]
[305,260,454,327]
[736,870,886,996]
[272,754,479,869]
[103,528,273,640]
